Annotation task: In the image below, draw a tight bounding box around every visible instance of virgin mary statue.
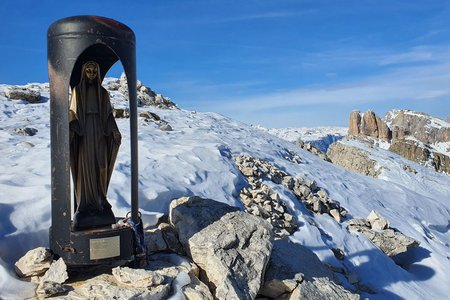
[69,61,121,230]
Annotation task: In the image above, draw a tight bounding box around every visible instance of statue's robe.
[69,63,120,230]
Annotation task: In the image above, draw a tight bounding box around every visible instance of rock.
[148,252,200,281]
[182,275,214,300]
[348,110,361,136]
[40,258,68,284]
[361,110,379,138]
[145,227,168,253]
[14,127,38,136]
[15,247,53,277]
[159,222,185,255]
[290,277,360,300]
[140,111,161,121]
[329,209,341,223]
[331,248,345,260]
[159,124,173,131]
[114,108,129,118]
[260,238,335,299]
[5,86,41,103]
[327,141,381,177]
[432,152,450,174]
[367,210,390,230]
[66,273,170,300]
[112,266,164,288]
[170,196,273,300]
[36,281,69,299]
[376,115,391,140]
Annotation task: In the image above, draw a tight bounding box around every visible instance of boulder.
[182,275,214,300]
[259,238,335,298]
[14,127,38,136]
[159,124,173,131]
[170,196,273,300]
[290,277,360,300]
[40,258,68,284]
[5,86,41,103]
[15,247,53,277]
[367,210,389,230]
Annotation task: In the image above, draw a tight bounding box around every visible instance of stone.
[290,277,360,300]
[36,281,69,299]
[140,111,161,121]
[282,176,294,189]
[145,227,168,253]
[170,196,273,300]
[112,266,164,288]
[316,189,328,199]
[14,127,38,136]
[376,115,391,140]
[5,86,41,103]
[40,258,68,284]
[367,210,389,230]
[114,108,129,118]
[182,275,214,300]
[66,273,170,300]
[159,124,173,131]
[15,247,53,277]
[148,252,200,281]
[158,222,185,255]
[260,238,335,299]
[329,209,341,223]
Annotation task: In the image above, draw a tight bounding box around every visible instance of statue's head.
[81,61,100,83]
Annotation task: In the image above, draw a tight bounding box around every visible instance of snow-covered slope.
[253,125,347,152]
[1,81,450,299]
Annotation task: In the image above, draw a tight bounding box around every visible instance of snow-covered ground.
[253,125,347,152]
[1,81,450,299]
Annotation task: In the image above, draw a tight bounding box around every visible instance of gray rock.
[40,258,68,284]
[14,127,38,136]
[159,124,173,131]
[36,281,69,299]
[5,86,41,103]
[112,266,164,288]
[147,252,199,283]
[290,277,360,300]
[170,196,273,300]
[182,275,214,300]
[261,237,335,299]
[65,274,170,300]
[15,247,53,277]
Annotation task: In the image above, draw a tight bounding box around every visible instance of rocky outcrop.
[385,110,450,144]
[5,86,41,103]
[295,139,330,161]
[290,277,360,300]
[327,142,381,177]
[347,211,419,257]
[388,140,450,173]
[119,73,177,109]
[348,110,391,140]
[170,196,273,300]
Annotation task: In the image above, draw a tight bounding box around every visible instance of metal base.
[50,222,134,266]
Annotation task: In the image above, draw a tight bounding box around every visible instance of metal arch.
[47,15,139,262]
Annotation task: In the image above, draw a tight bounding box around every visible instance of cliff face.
[345,109,450,175]
[348,110,391,140]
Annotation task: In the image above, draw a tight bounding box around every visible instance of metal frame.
[47,15,139,264]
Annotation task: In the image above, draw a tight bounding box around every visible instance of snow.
[253,125,347,152]
[1,81,450,299]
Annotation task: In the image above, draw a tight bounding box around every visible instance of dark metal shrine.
[47,16,140,265]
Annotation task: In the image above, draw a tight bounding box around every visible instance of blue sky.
[1,0,450,127]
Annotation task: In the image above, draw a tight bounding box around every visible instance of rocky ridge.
[343,109,450,174]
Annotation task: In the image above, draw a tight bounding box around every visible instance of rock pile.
[119,73,177,109]
[296,139,330,161]
[139,111,173,131]
[5,86,41,103]
[234,155,348,229]
[347,210,420,257]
